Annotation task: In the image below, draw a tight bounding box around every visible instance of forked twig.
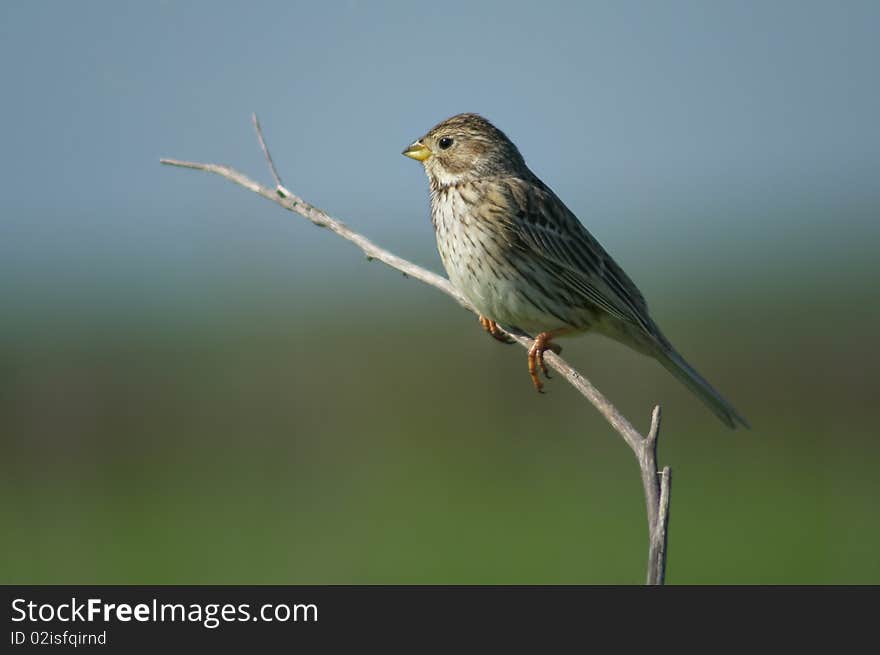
[160,114,672,584]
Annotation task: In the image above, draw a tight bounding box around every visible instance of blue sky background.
[1,0,878,322]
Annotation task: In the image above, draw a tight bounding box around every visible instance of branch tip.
[647,405,662,444]
[253,112,285,189]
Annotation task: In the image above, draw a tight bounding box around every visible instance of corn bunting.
[403,113,748,429]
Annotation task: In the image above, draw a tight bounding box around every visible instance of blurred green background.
[2,1,879,584]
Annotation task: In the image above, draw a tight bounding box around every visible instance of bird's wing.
[496,177,656,335]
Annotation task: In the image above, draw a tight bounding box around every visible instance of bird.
[402,113,749,429]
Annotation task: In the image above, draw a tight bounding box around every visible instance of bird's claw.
[528,333,562,392]
[479,316,515,344]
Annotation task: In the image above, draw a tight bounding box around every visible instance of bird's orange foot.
[528,332,563,393]
[479,316,514,344]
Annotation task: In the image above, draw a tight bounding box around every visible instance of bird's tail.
[655,345,750,430]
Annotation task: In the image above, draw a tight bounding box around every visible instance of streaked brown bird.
[403,113,749,429]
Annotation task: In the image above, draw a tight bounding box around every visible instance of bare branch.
[643,405,663,531]
[252,113,285,190]
[654,467,672,584]
[160,116,673,584]
[641,406,667,584]
[159,157,464,303]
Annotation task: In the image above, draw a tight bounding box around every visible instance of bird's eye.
[438,137,454,150]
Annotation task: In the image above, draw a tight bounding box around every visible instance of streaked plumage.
[403,113,749,429]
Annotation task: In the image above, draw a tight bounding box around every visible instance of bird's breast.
[429,185,573,334]
[431,187,481,293]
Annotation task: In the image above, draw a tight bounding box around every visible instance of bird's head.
[402,113,527,187]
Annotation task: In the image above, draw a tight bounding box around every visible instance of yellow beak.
[402,141,432,161]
